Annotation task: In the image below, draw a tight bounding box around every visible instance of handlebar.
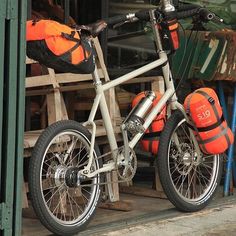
[105,15,131,25]
[104,3,223,26]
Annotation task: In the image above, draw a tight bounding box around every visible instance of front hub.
[183,152,192,166]
[174,143,194,175]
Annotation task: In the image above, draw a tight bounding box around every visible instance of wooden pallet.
[23,38,123,208]
[23,37,166,210]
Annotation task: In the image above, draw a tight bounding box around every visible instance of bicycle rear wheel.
[157,110,222,212]
[28,120,102,236]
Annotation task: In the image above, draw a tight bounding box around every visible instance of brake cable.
[173,24,199,95]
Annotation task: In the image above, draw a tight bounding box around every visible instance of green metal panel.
[191,33,225,81]
[172,30,236,82]
[14,0,27,234]
[0,0,26,235]
[0,0,6,199]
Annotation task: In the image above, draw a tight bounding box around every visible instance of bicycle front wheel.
[157,111,222,212]
[28,120,102,236]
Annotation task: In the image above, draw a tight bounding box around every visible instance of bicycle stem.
[161,0,175,12]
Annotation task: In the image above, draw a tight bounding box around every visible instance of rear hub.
[54,166,81,188]
[65,167,81,187]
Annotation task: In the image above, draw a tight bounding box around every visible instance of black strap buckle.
[208,96,215,104]
[61,31,80,42]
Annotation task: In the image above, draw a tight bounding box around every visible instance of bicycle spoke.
[65,136,80,165]
[67,142,83,166]
[66,190,84,214]
[170,161,183,175]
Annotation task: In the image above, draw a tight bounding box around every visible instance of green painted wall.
[0,0,26,235]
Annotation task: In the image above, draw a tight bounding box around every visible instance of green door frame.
[0,0,26,235]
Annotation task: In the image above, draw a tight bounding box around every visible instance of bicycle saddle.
[76,20,107,37]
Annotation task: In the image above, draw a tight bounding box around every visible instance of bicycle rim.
[39,130,100,226]
[168,118,220,204]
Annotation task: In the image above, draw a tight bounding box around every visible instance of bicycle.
[28,1,223,235]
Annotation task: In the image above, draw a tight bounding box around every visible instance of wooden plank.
[46,91,62,125]
[103,144,120,203]
[111,170,120,201]
[25,70,104,88]
[106,172,120,202]
[64,92,76,120]
[25,75,55,88]
[55,69,104,84]
[48,68,60,88]
[73,88,135,111]
[25,83,95,96]
[60,93,69,121]
[93,37,121,127]
[24,130,43,149]
[151,76,165,93]
[154,165,164,193]
[25,76,163,96]
[123,76,163,85]
[22,182,29,209]
[99,200,133,212]
[119,186,167,199]
[26,57,37,64]
[23,124,122,150]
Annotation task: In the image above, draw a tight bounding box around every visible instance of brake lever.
[113,21,126,28]
[212,15,224,24]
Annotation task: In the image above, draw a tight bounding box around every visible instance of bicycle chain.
[78,146,137,187]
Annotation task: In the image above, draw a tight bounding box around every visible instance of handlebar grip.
[198,8,215,21]
[176,7,221,23]
[105,15,129,25]
[177,2,200,11]
[135,10,151,21]
[176,8,199,19]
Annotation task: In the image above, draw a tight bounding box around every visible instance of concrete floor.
[102,203,236,236]
[22,186,236,236]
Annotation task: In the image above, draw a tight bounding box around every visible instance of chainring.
[116,147,137,182]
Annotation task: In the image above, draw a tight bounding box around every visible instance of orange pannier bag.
[132,91,166,155]
[26,20,95,74]
[184,87,234,155]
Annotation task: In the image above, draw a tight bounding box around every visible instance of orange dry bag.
[132,91,166,155]
[26,20,95,74]
[184,87,234,155]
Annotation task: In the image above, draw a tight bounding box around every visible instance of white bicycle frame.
[80,9,201,178]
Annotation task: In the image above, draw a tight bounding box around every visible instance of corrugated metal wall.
[0,0,26,235]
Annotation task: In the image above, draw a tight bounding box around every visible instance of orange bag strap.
[187,114,224,132]
[144,126,160,152]
[61,31,80,42]
[195,90,231,148]
[58,40,81,58]
[142,108,166,141]
[197,127,231,145]
[58,32,88,61]
[143,131,162,140]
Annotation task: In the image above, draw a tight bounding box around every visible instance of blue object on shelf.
[222,83,236,196]
[231,85,236,186]
[217,81,228,122]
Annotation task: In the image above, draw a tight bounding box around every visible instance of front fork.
[174,102,203,164]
